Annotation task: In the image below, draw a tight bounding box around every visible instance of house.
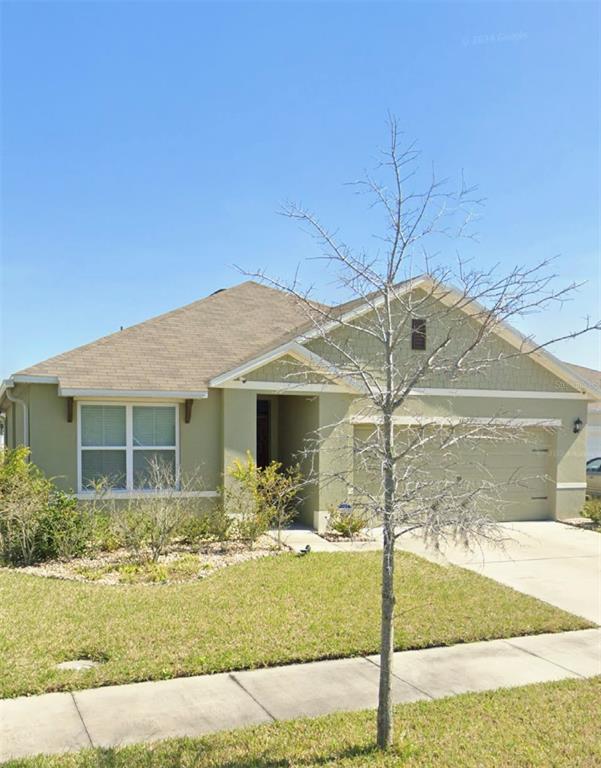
[2,278,599,529]
[566,363,601,459]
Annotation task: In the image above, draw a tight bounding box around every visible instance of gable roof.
[10,282,316,396]
[4,277,600,401]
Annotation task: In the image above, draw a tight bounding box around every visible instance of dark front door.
[256,399,270,468]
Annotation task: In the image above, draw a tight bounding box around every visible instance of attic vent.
[211,288,226,296]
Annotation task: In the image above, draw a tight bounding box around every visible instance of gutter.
[1,379,29,448]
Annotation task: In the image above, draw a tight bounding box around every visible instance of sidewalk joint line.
[362,655,434,700]
[500,639,586,679]
[70,693,94,748]
[228,673,277,722]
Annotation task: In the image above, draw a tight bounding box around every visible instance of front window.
[80,404,178,491]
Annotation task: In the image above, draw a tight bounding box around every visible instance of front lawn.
[0,551,591,698]
[5,677,600,767]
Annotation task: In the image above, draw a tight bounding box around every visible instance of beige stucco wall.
[222,388,256,486]
[29,384,78,491]
[180,388,223,491]
[4,384,227,496]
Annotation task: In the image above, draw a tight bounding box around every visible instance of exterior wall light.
[573,417,583,434]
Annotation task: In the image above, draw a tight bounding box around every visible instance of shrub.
[91,511,123,552]
[582,498,601,526]
[179,504,233,545]
[228,453,302,548]
[327,503,369,540]
[0,448,94,565]
[38,490,92,561]
[112,504,151,559]
[0,447,55,565]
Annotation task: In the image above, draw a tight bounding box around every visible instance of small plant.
[179,503,233,545]
[582,498,601,527]
[38,491,92,561]
[228,452,302,548]
[327,503,369,540]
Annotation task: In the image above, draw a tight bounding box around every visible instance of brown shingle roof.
[17,282,318,393]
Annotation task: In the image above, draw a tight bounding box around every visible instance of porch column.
[222,389,256,486]
[316,393,354,531]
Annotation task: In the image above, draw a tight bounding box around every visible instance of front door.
[256,399,270,468]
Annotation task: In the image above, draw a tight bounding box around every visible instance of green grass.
[0,551,591,699]
[4,677,600,767]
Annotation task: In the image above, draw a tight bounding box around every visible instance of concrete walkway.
[1,628,600,762]
[278,521,601,624]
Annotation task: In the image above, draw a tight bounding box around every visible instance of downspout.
[5,387,29,448]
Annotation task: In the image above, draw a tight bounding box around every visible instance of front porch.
[221,388,354,530]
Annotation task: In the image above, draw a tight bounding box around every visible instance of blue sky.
[1,0,599,378]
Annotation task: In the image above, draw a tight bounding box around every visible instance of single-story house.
[2,277,599,529]
[566,363,601,460]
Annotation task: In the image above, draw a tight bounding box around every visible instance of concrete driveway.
[393,522,601,624]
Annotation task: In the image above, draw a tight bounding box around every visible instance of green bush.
[582,498,601,525]
[327,504,369,540]
[90,511,123,552]
[228,453,301,548]
[0,447,54,565]
[0,447,92,565]
[38,490,92,561]
[179,504,233,544]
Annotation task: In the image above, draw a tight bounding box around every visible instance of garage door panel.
[353,425,555,522]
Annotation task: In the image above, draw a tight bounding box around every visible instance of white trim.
[221,380,358,394]
[77,402,180,493]
[407,387,589,400]
[62,388,208,399]
[209,340,363,393]
[76,490,219,501]
[12,374,60,384]
[556,482,587,490]
[350,415,562,428]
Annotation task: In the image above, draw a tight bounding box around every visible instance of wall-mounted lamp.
[573,417,583,434]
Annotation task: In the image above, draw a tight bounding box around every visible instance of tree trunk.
[377,406,396,749]
[376,518,395,749]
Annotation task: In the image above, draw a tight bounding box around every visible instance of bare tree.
[246,118,599,749]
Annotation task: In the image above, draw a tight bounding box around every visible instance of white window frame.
[77,401,180,494]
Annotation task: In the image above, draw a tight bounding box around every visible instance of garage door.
[353,426,554,522]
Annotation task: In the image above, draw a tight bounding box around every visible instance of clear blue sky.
[1,1,599,378]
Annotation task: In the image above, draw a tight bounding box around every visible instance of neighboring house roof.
[566,363,601,393]
[3,277,600,400]
[11,282,317,395]
[566,363,601,408]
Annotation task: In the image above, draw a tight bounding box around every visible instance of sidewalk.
[2,628,600,762]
